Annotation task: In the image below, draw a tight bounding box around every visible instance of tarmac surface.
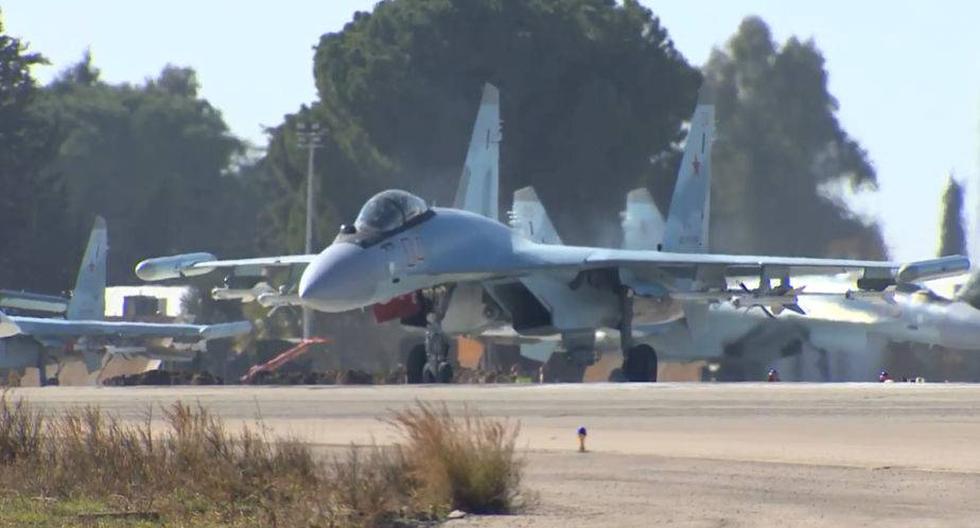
[10,383,980,526]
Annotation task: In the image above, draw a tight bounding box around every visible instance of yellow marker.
[577,426,587,452]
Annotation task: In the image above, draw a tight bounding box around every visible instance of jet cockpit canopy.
[354,190,429,235]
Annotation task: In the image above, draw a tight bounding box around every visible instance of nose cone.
[299,242,381,312]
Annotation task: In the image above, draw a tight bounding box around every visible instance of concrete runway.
[10,383,980,526]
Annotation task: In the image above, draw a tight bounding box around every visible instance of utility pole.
[296,120,324,340]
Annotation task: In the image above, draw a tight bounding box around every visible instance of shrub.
[391,401,524,514]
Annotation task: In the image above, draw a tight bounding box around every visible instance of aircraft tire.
[437,362,454,383]
[406,344,427,384]
[624,344,657,382]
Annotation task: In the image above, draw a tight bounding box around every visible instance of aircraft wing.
[580,249,899,275]
[0,311,251,340]
[135,252,315,281]
[0,290,69,314]
[408,243,967,292]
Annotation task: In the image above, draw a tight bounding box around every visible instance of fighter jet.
[0,216,251,385]
[523,124,979,380]
[136,84,960,383]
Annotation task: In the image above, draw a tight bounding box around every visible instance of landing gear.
[408,287,456,385]
[419,354,453,383]
[436,361,454,383]
[623,344,658,382]
[618,287,658,382]
[406,344,427,384]
[421,315,453,384]
[35,347,48,387]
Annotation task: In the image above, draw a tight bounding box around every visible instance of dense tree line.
[0,22,260,290]
[0,17,64,291]
[1,2,889,302]
[267,0,702,249]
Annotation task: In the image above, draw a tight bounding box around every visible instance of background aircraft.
[0,216,251,385]
[512,131,979,380]
[136,85,949,384]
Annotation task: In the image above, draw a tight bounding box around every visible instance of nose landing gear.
[422,320,453,383]
[405,287,455,384]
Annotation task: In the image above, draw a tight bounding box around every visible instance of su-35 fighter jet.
[136,84,963,383]
[0,216,251,385]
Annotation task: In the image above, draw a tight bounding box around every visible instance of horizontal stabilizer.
[198,321,253,340]
[0,290,69,314]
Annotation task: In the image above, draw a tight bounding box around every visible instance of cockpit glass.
[353,190,429,234]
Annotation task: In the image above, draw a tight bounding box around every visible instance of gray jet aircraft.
[136,84,961,383]
[0,216,251,385]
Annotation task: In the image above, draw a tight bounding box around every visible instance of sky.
[4,0,978,263]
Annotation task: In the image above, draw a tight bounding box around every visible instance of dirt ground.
[9,383,980,527]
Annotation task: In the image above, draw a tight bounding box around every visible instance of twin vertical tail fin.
[509,186,563,245]
[662,103,715,253]
[453,83,501,221]
[621,188,666,250]
[66,216,107,321]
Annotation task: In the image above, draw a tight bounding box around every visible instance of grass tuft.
[0,391,526,526]
[391,401,524,514]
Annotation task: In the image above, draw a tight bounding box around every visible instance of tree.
[937,174,966,257]
[35,60,252,284]
[262,0,701,249]
[0,13,69,292]
[703,17,886,258]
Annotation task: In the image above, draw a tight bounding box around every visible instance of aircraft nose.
[299,242,379,312]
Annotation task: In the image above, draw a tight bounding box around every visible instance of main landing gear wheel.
[436,361,454,383]
[406,344,427,384]
[420,361,452,383]
[623,344,658,382]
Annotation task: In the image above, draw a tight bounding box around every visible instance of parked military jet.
[596,111,980,380]
[136,84,957,383]
[0,216,251,385]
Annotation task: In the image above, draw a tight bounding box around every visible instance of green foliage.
[34,61,252,284]
[703,17,886,258]
[0,15,68,291]
[937,175,966,257]
[262,0,701,247]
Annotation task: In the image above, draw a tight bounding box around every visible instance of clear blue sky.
[4,0,978,262]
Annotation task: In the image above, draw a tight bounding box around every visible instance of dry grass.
[391,401,524,514]
[0,392,526,526]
